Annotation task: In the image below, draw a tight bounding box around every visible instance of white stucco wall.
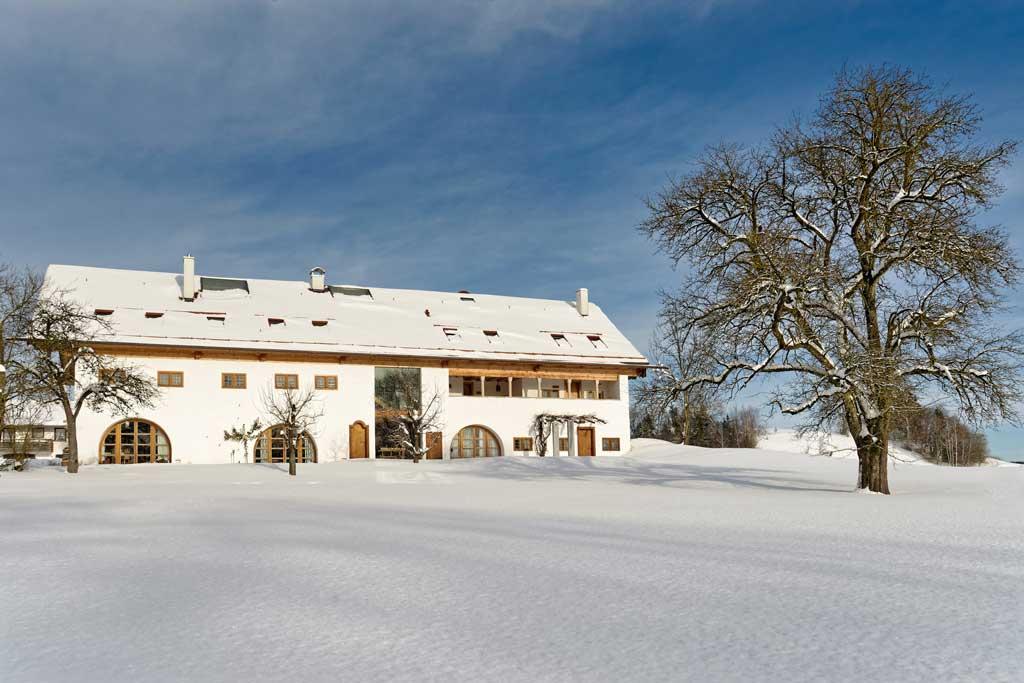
[75,357,632,465]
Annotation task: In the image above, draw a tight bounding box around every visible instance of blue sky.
[2,1,1023,455]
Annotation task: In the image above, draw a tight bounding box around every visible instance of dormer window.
[551,333,570,348]
[268,318,285,326]
[145,311,164,319]
[329,285,372,299]
[311,320,328,327]
[442,327,460,341]
[200,277,249,294]
[207,315,225,322]
[587,334,607,348]
[484,330,500,343]
[460,296,475,303]
[94,309,114,316]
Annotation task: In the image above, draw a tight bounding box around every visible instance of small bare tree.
[259,386,322,475]
[641,66,1021,493]
[375,371,443,462]
[223,418,263,464]
[17,293,158,473]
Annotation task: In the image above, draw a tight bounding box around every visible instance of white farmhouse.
[43,258,648,465]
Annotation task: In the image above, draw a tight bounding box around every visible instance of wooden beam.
[87,342,642,377]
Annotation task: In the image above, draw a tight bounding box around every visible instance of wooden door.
[425,432,443,460]
[349,421,368,459]
[577,427,595,456]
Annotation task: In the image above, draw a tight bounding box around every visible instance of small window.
[559,437,569,452]
[54,428,67,441]
[551,333,570,348]
[513,437,534,452]
[460,296,476,302]
[221,373,247,389]
[207,315,226,323]
[311,320,328,327]
[268,318,285,326]
[587,334,607,349]
[314,375,338,390]
[274,374,299,390]
[602,438,621,452]
[145,311,164,319]
[483,330,500,343]
[460,377,482,396]
[157,371,184,388]
[442,327,460,341]
[94,308,114,316]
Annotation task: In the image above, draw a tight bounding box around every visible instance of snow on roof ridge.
[45,263,585,308]
[43,263,648,366]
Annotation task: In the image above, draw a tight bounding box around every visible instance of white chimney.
[182,254,196,301]
[576,288,589,316]
[310,267,326,292]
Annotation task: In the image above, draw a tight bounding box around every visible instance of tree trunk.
[66,412,79,474]
[288,433,296,476]
[682,395,691,445]
[854,418,890,494]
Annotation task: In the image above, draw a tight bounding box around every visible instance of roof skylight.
[200,277,250,293]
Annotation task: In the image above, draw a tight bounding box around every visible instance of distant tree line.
[836,404,989,466]
[889,406,989,466]
[632,401,763,449]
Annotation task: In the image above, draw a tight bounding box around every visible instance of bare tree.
[223,418,263,464]
[16,293,158,473]
[0,266,44,438]
[259,386,322,475]
[641,65,1021,493]
[636,300,720,444]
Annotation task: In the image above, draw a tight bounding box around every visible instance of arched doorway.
[99,419,172,464]
[349,421,368,459]
[450,425,502,459]
[253,425,317,464]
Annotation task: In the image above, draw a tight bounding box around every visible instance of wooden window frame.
[602,437,620,452]
[314,375,338,390]
[221,372,247,389]
[513,437,534,452]
[559,437,569,452]
[274,373,299,390]
[99,419,172,465]
[157,371,184,388]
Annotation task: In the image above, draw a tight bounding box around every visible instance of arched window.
[450,425,502,459]
[253,425,317,464]
[99,419,171,464]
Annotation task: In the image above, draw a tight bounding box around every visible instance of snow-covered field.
[2,440,1022,682]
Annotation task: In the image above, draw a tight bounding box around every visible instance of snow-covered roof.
[43,265,648,369]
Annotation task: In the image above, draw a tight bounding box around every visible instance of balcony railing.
[0,439,55,454]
